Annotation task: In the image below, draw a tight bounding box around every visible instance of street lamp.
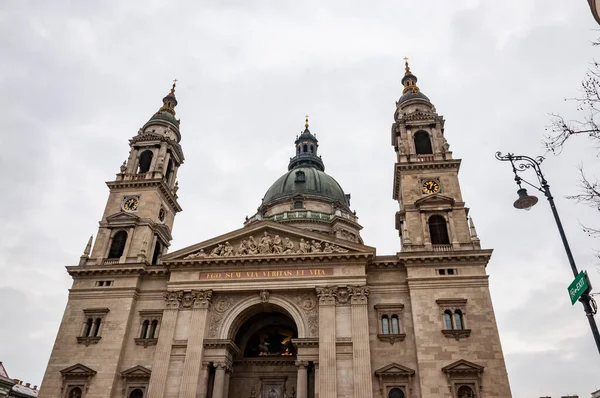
[495,152,600,354]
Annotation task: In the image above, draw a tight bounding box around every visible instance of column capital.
[213,362,229,371]
[164,290,183,309]
[164,289,213,310]
[192,290,213,309]
[316,286,338,306]
[295,360,309,369]
[348,285,369,305]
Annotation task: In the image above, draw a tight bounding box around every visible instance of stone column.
[223,369,231,398]
[349,286,374,398]
[313,362,319,398]
[198,362,211,398]
[447,213,460,249]
[147,291,181,398]
[179,290,213,398]
[295,361,309,398]
[316,287,337,398]
[211,363,228,398]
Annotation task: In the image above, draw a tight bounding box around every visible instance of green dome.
[263,167,350,209]
[147,111,180,128]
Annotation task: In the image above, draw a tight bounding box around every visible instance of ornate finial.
[401,57,420,95]
[83,235,93,256]
[156,81,178,116]
[305,115,309,129]
[170,79,177,95]
[403,56,411,74]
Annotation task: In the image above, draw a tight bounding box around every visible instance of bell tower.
[391,60,480,252]
[84,81,185,266]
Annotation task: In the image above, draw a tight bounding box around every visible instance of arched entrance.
[227,303,303,398]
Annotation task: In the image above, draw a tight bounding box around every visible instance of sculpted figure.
[259,231,273,254]
[250,388,259,398]
[272,235,283,253]
[283,238,295,254]
[223,241,234,256]
[184,249,206,259]
[237,239,248,256]
[247,236,258,255]
[210,244,223,257]
[323,242,333,253]
[297,238,309,254]
[332,244,349,253]
[268,388,279,398]
[310,240,322,253]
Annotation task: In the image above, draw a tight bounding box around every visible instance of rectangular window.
[95,280,113,287]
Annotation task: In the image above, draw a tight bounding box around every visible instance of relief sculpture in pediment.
[183,231,349,260]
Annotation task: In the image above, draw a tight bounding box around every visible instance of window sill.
[77,336,101,346]
[377,333,406,345]
[135,338,158,348]
[442,329,471,340]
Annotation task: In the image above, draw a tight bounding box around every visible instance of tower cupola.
[143,80,181,142]
[288,116,325,171]
[396,59,431,108]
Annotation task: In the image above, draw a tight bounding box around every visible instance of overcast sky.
[1,0,600,396]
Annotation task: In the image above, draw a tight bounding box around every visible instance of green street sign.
[568,271,590,305]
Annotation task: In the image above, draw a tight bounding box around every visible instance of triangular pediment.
[60,363,97,378]
[374,363,416,377]
[164,220,374,262]
[414,193,455,209]
[105,211,140,223]
[121,365,151,379]
[441,359,484,375]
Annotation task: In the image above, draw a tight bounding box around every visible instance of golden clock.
[123,197,139,211]
[422,180,440,194]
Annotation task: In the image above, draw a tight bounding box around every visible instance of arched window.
[108,231,128,259]
[444,310,453,330]
[454,310,464,330]
[414,131,433,154]
[381,316,390,334]
[151,240,162,265]
[150,320,159,339]
[391,316,400,334]
[297,146,300,154]
[310,145,314,153]
[456,385,475,398]
[141,320,150,339]
[84,318,93,337]
[68,387,83,398]
[137,150,153,173]
[129,389,144,398]
[429,215,450,245]
[92,318,102,337]
[388,388,405,398]
[303,144,308,153]
[165,159,174,183]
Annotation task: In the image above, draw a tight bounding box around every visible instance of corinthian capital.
[192,290,213,309]
[316,286,338,305]
[164,290,183,309]
[348,285,369,305]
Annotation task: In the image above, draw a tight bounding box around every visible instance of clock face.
[422,180,440,194]
[158,208,166,222]
[123,197,139,211]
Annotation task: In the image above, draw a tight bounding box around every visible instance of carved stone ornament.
[348,285,369,305]
[208,294,250,338]
[290,292,318,336]
[316,286,338,305]
[183,231,349,260]
[336,288,350,305]
[260,289,270,303]
[164,290,212,310]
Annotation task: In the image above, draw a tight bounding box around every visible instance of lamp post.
[495,152,600,354]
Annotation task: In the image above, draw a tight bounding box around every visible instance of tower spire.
[402,57,420,95]
[156,79,178,116]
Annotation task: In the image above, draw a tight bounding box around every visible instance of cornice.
[398,249,493,266]
[66,264,169,277]
[395,160,461,172]
[106,179,182,213]
[407,275,489,289]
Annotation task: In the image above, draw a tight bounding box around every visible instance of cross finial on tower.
[305,115,309,129]
[170,79,178,95]
[403,57,411,74]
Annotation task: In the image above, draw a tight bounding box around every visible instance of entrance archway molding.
[218,294,308,340]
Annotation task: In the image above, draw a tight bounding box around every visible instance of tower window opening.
[150,320,158,338]
[297,146,300,154]
[141,320,150,339]
[137,150,153,173]
[310,145,314,153]
[303,144,308,153]
[295,171,305,183]
[84,318,93,337]
[429,215,450,245]
[92,318,102,337]
[294,200,303,209]
[454,310,464,330]
[381,315,390,334]
[388,388,405,398]
[151,239,162,265]
[108,231,128,259]
[391,315,400,334]
[444,310,453,330]
[129,389,144,398]
[68,387,83,398]
[414,131,433,154]
[456,385,475,398]
[165,159,174,184]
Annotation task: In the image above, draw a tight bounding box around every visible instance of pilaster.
[349,285,373,398]
[316,287,337,398]
[295,360,309,398]
[146,291,180,398]
[179,290,213,398]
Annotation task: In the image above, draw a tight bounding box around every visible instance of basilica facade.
[39,63,513,398]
